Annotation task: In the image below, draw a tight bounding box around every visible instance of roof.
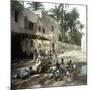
[23,9,40,23]
[11,1,24,12]
[41,11,59,25]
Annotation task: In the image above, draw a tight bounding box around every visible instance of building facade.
[11,1,60,60]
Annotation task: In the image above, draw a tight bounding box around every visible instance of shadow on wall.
[11,33,34,62]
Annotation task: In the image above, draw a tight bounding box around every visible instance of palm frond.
[26,2,44,11]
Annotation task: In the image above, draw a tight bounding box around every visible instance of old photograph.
[11,0,87,89]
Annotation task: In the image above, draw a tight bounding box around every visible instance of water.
[80,65,87,75]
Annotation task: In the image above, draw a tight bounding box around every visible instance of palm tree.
[48,4,65,42]
[48,4,64,21]
[48,4,70,42]
[27,2,44,11]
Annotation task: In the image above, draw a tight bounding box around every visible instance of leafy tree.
[65,8,84,45]
[69,28,82,45]
[57,7,84,45]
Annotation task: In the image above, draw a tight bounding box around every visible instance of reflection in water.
[80,65,87,75]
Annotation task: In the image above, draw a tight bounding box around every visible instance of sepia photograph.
[11,0,87,89]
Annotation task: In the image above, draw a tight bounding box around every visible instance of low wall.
[57,41,81,53]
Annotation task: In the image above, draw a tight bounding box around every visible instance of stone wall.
[57,41,81,53]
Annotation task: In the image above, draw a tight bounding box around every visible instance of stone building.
[11,1,60,60]
[36,11,60,54]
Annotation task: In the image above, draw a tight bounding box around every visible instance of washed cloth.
[18,67,30,79]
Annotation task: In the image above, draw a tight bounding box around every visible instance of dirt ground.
[11,50,87,89]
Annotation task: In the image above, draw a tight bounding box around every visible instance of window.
[15,11,18,22]
[43,28,45,33]
[30,40,33,47]
[51,26,54,32]
[58,35,62,41]
[52,43,55,52]
[24,16,34,30]
[24,16,28,29]
[38,26,41,32]
[29,21,34,30]
[39,43,41,48]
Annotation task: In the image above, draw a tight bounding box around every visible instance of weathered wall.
[11,5,61,58]
[36,12,60,53]
[18,12,24,29]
